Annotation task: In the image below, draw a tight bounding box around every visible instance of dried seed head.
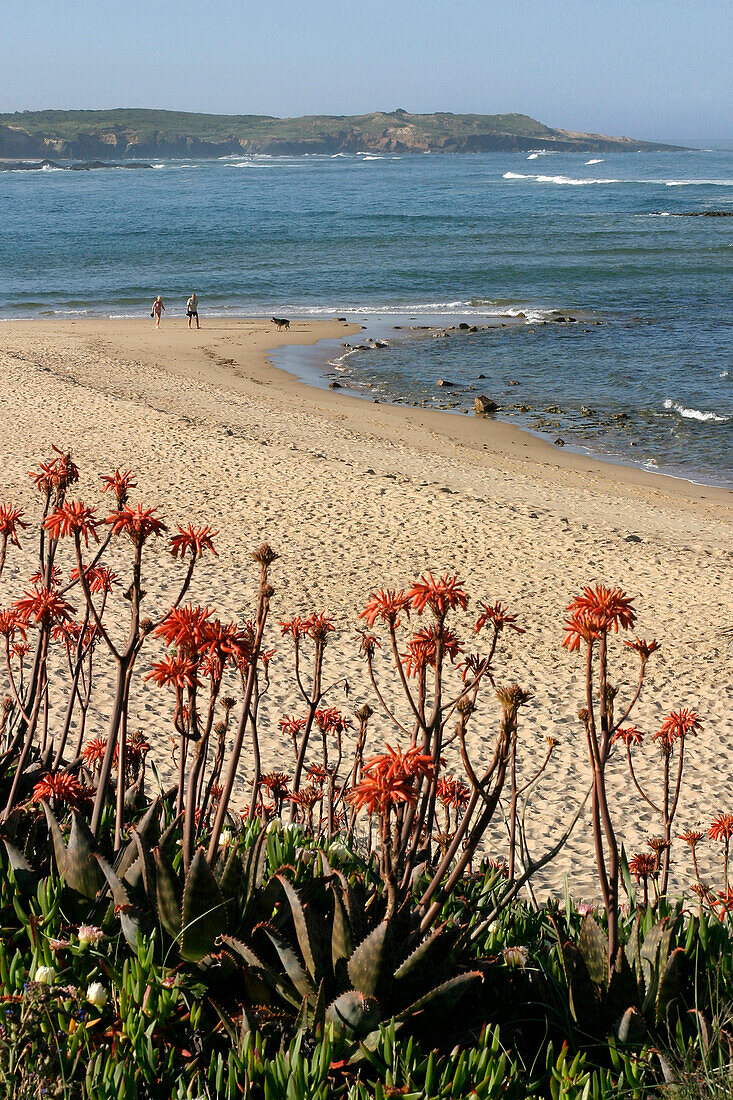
[214,721,228,736]
[139,617,154,636]
[1,695,14,714]
[496,683,531,711]
[252,543,279,567]
[356,703,374,723]
[457,696,475,717]
[220,696,236,713]
[578,706,589,724]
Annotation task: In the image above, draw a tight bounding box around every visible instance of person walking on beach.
[151,295,166,328]
[186,292,200,329]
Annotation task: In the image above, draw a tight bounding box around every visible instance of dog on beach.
[271,317,290,331]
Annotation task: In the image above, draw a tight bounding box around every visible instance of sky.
[1,0,730,143]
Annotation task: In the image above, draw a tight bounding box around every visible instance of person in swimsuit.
[152,296,166,328]
[186,292,199,329]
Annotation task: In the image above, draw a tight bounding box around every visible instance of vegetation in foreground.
[0,448,729,1098]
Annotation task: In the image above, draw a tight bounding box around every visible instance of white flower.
[35,966,55,984]
[77,924,104,947]
[486,920,500,934]
[220,829,233,847]
[86,982,108,1009]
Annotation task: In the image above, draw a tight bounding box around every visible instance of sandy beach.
[0,316,731,897]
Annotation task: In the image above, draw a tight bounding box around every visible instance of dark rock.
[508,379,520,386]
[554,438,566,446]
[437,378,454,387]
[478,373,486,379]
[475,395,498,414]
[625,534,642,543]
[580,405,595,416]
[458,322,470,330]
[374,339,389,348]
[337,316,347,321]
[546,405,562,414]
[329,381,342,389]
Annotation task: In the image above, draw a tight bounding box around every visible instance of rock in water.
[437,378,454,387]
[475,395,498,414]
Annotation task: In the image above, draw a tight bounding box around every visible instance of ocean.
[1,147,731,486]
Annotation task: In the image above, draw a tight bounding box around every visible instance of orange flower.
[14,586,74,627]
[259,772,291,800]
[69,564,119,594]
[106,505,167,546]
[709,814,733,842]
[306,763,328,785]
[363,743,435,783]
[348,742,435,816]
[280,615,309,639]
[475,601,524,635]
[44,501,99,546]
[612,725,644,748]
[628,852,657,881]
[437,776,470,809]
[29,449,79,495]
[401,624,462,677]
[561,611,602,652]
[565,584,636,636]
[306,612,335,642]
[169,524,218,560]
[407,573,468,617]
[624,637,661,660]
[146,655,201,691]
[0,505,28,548]
[100,469,137,507]
[356,630,381,658]
[360,589,411,629]
[653,709,702,752]
[315,707,350,735]
[154,604,214,652]
[82,738,109,769]
[31,772,89,808]
[0,609,27,641]
[678,829,704,848]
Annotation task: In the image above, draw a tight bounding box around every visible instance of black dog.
[272,316,290,331]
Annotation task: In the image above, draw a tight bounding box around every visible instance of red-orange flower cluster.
[0,505,28,549]
[44,501,99,546]
[360,589,411,629]
[475,601,524,635]
[347,743,435,815]
[408,573,468,618]
[401,625,462,677]
[29,449,79,496]
[653,708,702,753]
[14,586,74,627]
[563,584,636,650]
[709,813,733,842]
[31,772,89,808]
[169,524,218,560]
[612,725,645,748]
[100,469,137,507]
[106,504,167,546]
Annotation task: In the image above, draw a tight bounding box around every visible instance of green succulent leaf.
[393,925,448,985]
[331,881,354,969]
[275,873,318,979]
[578,914,609,989]
[180,848,227,962]
[325,990,381,1036]
[655,946,684,1026]
[153,848,182,939]
[65,812,104,899]
[397,970,483,1021]
[41,801,67,878]
[263,925,316,1000]
[1,837,38,895]
[347,920,389,997]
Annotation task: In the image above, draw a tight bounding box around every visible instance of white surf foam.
[663,399,730,422]
[585,158,603,165]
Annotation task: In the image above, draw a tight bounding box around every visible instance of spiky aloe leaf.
[95,853,148,951]
[117,799,161,881]
[393,925,448,985]
[158,813,182,857]
[220,934,266,970]
[243,828,268,908]
[263,925,316,1000]
[41,801,67,878]
[325,990,381,1036]
[153,848,182,939]
[275,873,318,980]
[625,912,642,983]
[640,916,670,997]
[655,946,684,1026]
[180,848,227,962]
[218,845,243,903]
[1,838,37,895]
[347,920,389,997]
[331,881,353,970]
[397,971,482,1021]
[578,914,609,989]
[620,845,636,910]
[617,1005,646,1043]
[65,812,103,899]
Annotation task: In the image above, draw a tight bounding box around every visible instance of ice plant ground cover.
[0,450,730,1097]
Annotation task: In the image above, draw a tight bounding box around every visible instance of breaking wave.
[663,399,730,422]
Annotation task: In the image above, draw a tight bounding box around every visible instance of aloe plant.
[220,854,482,1054]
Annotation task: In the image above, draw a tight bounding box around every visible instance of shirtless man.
[151,296,166,328]
[186,292,200,329]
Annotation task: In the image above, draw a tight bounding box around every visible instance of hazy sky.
[1,0,730,142]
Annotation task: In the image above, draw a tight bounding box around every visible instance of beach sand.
[0,317,731,898]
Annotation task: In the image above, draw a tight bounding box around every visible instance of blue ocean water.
[0,148,731,485]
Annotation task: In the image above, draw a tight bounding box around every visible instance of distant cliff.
[0,108,682,160]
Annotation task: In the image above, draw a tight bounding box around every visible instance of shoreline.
[5,315,730,505]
